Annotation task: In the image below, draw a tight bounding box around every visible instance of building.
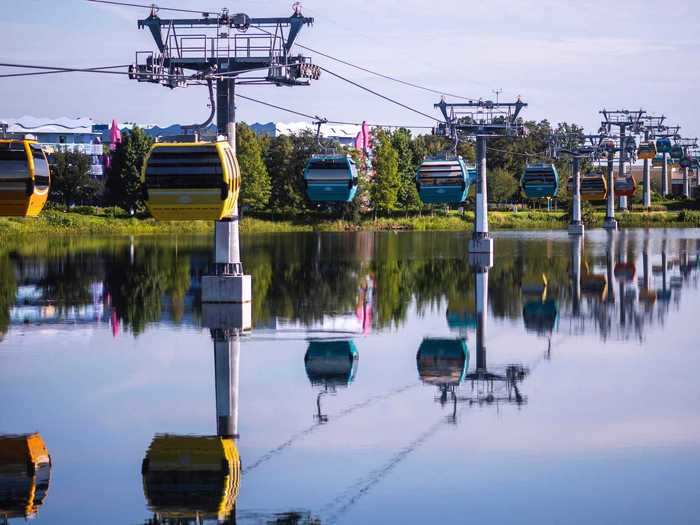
[124,121,362,146]
[272,121,361,146]
[612,163,698,196]
[0,116,104,177]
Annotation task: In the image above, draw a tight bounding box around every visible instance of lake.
[1,228,699,524]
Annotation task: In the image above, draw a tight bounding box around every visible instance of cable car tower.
[676,137,699,198]
[638,115,666,209]
[599,109,645,227]
[552,130,607,236]
[649,124,681,197]
[435,97,527,265]
[130,3,319,304]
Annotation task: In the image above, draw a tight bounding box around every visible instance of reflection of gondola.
[0,433,51,520]
[613,262,636,282]
[581,263,608,300]
[521,272,548,299]
[304,340,358,388]
[142,435,240,524]
[416,338,468,387]
[522,299,558,335]
[304,340,358,423]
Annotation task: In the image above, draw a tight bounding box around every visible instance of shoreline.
[1,209,700,237]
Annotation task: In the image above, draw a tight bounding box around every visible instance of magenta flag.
[354,130,363,151]
[354,121,373,153]
[109,119,122,151]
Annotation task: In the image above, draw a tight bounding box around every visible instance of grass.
[1,207,700,239]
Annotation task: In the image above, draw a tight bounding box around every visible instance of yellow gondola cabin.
[143,140,240,221]
[0,139,50,217]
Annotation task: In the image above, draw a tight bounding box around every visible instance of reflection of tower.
[614,232,635,328]
[0,433,52,522]
[214,329,241,438]
[142,303,251,525]
[639,237,657,305]
[458,258,528,407]
[570,234,583,318]
[305,340,359,423]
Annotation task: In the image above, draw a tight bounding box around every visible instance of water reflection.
[2,230,700,523]
[0,434,51,522]
[1,232,699,344]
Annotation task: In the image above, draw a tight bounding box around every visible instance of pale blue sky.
[1,0,698,136]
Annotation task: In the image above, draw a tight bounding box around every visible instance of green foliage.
[391,128,421,212]
[237,123,271,211]
[371,131,400,215]
[0,254,15,335]
[106,127,153,213]
[265,132,317,214]
[488,168,519,203]
[581,201,596,227]
[50,150,100,207]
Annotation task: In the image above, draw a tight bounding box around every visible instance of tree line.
[46,120,588,214]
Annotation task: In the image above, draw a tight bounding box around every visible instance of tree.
[49,150,99,207]
[265,135,296,213]
[488,167,519,203]
[371,131,400,215]
[106,127,153,214]
[392,128,421,213]
[237,123,271,211]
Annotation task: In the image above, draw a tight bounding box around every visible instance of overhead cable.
[236,92,434,129]
[86,0,219,15]
[294,42,477,102]
[0,63,131,78]
[318,66,441,122]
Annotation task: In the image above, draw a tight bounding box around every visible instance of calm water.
[1,229,700,524]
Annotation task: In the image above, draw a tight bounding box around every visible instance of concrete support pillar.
[604,152,618,230]
[568,156,584,235]
[203,78,252,304]
[683,167,690,198]
[661,153,669,197]
[469,136,493,261]
[619,126,628,211]
[643,131,652,209]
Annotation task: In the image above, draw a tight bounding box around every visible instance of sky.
[1,0,699,137]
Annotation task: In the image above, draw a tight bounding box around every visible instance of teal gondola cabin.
[303,154,358,202]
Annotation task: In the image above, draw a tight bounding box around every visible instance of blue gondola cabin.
[416,157,472,204]
[521,163,559,199]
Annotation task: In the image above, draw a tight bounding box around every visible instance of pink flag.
[109,119,122,152]
[354,130,363,151]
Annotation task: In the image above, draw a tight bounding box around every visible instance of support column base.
[568,223,585,235]
[202,274,252,304]
[603,218,618,231]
